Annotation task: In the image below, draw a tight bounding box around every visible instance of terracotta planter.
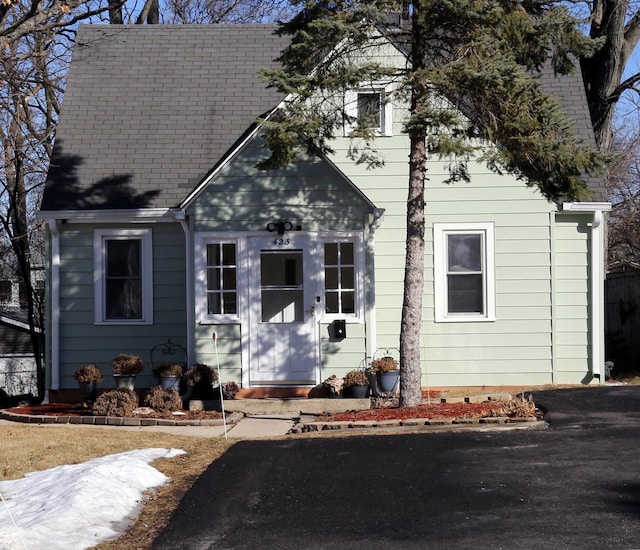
[113,374,136,391]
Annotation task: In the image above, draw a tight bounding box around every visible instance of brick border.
[0,409,244,427]
[291,416,542,433]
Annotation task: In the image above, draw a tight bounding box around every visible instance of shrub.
[92,389,139,417]
[152,361,183,378]
[73,364,103,383]
[111,353,145,375]
[370,356,398,373]
[144,386,183,412]
[344,369,368,387]
[184,363,218,386]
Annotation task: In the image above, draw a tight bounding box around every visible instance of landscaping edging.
[291,415,542,433]
[0,409,245,427]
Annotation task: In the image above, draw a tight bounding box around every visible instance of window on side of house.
[344,87,393,136]
[205,242,237,316]
[94,229,153,324]
[433,223,495,322]
[322,238,363,319]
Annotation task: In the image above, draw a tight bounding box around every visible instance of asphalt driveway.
[153,386,640,549]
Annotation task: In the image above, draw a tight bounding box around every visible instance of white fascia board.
[36,208,175,223]
[179,117,269,210]
[561,202,612,212]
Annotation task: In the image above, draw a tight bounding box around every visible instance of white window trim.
[93,228,153,325]
[318,233,365,322]
[344,86,393,137]
[433,222,496,323]
[195,235,242,324]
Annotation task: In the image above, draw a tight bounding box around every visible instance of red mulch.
[317,401,510,422]
[5,403,225,420]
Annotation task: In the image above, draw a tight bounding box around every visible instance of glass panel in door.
[260,250,304,323]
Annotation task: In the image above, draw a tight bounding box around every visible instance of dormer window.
[345,86,393,136]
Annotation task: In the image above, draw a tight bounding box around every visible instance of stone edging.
[291,415,541,433]
[0,409,245,427]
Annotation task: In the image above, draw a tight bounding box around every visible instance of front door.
[248,235,319,385]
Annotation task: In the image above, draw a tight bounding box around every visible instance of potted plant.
[152,361,183,391]
[343,369,369,398]
[111,353,144,390]
[73,364,103,402]
[370,355,399,393]
[323,374,344,398]
[184,363,218,400]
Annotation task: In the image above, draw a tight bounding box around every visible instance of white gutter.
[47,219,60,390]
[562,202,611,382]
[173,209,194,366]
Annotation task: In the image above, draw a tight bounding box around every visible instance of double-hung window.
[344,87,393,136]
[94,229,153,324]
[433,223,495,322]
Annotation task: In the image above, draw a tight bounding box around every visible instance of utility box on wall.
[333,319,346,339]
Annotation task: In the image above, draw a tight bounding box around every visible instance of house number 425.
[273,238,290,246]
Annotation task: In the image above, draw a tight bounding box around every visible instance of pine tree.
[262,0,609,407]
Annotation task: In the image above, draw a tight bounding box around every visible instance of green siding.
[192,136,372,234]
[55,223,188,389]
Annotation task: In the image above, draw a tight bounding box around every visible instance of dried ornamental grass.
[73,364,103,383]
[370,356,398,372]
[92,389,139,417]
[344,369,368,387]
[111,353,145,375]
[152,361,184,378]
[144,386,183,412]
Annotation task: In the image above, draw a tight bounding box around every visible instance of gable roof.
[40,23,605,213]
[41,24,288,212]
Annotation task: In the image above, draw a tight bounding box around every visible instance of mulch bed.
[316,401,527,422]
[5,403,226,420]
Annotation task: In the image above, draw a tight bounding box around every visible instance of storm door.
[247,235,318,385]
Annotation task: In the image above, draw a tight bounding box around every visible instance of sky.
[0,447,185,550]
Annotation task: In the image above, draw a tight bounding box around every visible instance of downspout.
[591,210,604,382]
[562,202,611,383]
[47,219,60,390]
[173,210,194,366]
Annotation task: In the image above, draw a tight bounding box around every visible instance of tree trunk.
[399,4,428,408]
[581,0,633,152]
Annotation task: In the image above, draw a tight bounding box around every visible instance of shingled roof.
[41,24,288,212]
[40,23,605,212]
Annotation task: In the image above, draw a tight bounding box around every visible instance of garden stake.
[212,332,228,440]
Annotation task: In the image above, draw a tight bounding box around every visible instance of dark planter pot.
[327,392,343,398]
[159,376,181,391]
[113,374,136,391]
[367,371,380,397]
[78,381,98,402]
[346,383,369,398]
[376,370,399,393]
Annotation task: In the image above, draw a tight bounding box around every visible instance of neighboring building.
[37,25,610,399]
[0,308,39,396]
